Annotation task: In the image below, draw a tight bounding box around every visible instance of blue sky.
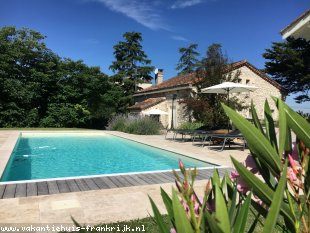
[1,0,309,112]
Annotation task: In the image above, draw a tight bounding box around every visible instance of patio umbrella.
[201,81,258,131]
[142,109,168,115]
[201,81,258,107]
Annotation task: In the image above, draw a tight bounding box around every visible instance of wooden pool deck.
[0,167,231,199]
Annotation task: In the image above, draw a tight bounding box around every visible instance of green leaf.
[264,100,278,151]
[211,169,221,187]
[231,157,295,226]
[160,188,175,225]
[281,99,310,148]
[149,196,170,233]
[278,99,287,158]
[204,211,225,233]
[172,189,194,233]
[215,185,230,233]
[222,103,281,175]
[228,182,238,222]
[233,192,252,233]
[263,164,287,233]
[251,100,265,135]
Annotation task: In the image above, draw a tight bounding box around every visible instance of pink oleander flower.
[191,194,201,216]
[253,195,263,206]
[288,154,298,174]
[244,156,259,174]
[179,160,185,173]
[290,142,299,161]
[230,155,260,194]
[230,170,239,179]
[288,167,297,182]
[181,199,189,214]
[170,228,177,233]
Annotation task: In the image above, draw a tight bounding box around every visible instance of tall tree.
[176,43,200,75]
[109,32,154,95]
[182,44,245,129]
[263,37,310,103]
[0,26,124,129]
[0,26,60,127]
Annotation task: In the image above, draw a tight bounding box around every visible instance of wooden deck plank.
[99,177,118,188]
[56,180,70,193]
[92,177,109,189]
[138,173,162,184]
[84,178,99,190]
[121,175,141,186]
[123,175,147,186]
[74,179,90,191]
[3,184,16,199]
[155,172,175,182]
[15,183,27,197]
[135,174,157,185]
[37,182,49,196]
[66,180,80,192]
[47,181,60,194]
[129,174,151,185]
[0,185,6,198]
[26,183,37,197]
[112,176,131,187]
[147,173,168,183]
[0,168,233,199]
[107,176,123,187]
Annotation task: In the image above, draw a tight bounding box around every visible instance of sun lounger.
[207,130,246,151]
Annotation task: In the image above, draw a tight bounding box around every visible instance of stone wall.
[231,66,282,120]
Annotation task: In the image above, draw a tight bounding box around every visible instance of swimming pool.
[1,133,214,182]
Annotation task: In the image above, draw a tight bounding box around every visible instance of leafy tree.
[109,32,154,95]
[176,43,200,75]
[263,37,310,103]
[182,44,245,129]
[0,26,60,127]
[0,26,124,129]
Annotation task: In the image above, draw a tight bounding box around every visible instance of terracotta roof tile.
[135,60,286,94]
[128,97,166,111]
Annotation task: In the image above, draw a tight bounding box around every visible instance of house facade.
[128,60,286,129]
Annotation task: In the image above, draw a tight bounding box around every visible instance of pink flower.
[237,177,249,194]
[288,155,298,174]
[230,170,239,179]
[244,156,259,174]
[170,228,177,233]
[290,142,299,161]
[288,167,297,182]
[179,160,185,173]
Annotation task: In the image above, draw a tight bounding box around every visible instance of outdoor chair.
[207,130,246,151]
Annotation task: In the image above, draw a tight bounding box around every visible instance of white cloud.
[171,35,189,42]
[94,0,168,30]
[171,0,203,9]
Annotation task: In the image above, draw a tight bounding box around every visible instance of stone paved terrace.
[0,130,249,227]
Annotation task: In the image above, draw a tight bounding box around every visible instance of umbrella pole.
[227,90,230,133]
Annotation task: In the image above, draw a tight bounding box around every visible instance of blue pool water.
[1,133,213,181]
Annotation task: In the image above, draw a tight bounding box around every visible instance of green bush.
[108,115,161,135]
[177,121,204,130]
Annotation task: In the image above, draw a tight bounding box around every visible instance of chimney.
[155,68,163,85]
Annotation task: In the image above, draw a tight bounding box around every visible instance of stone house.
[128,60,286,128]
